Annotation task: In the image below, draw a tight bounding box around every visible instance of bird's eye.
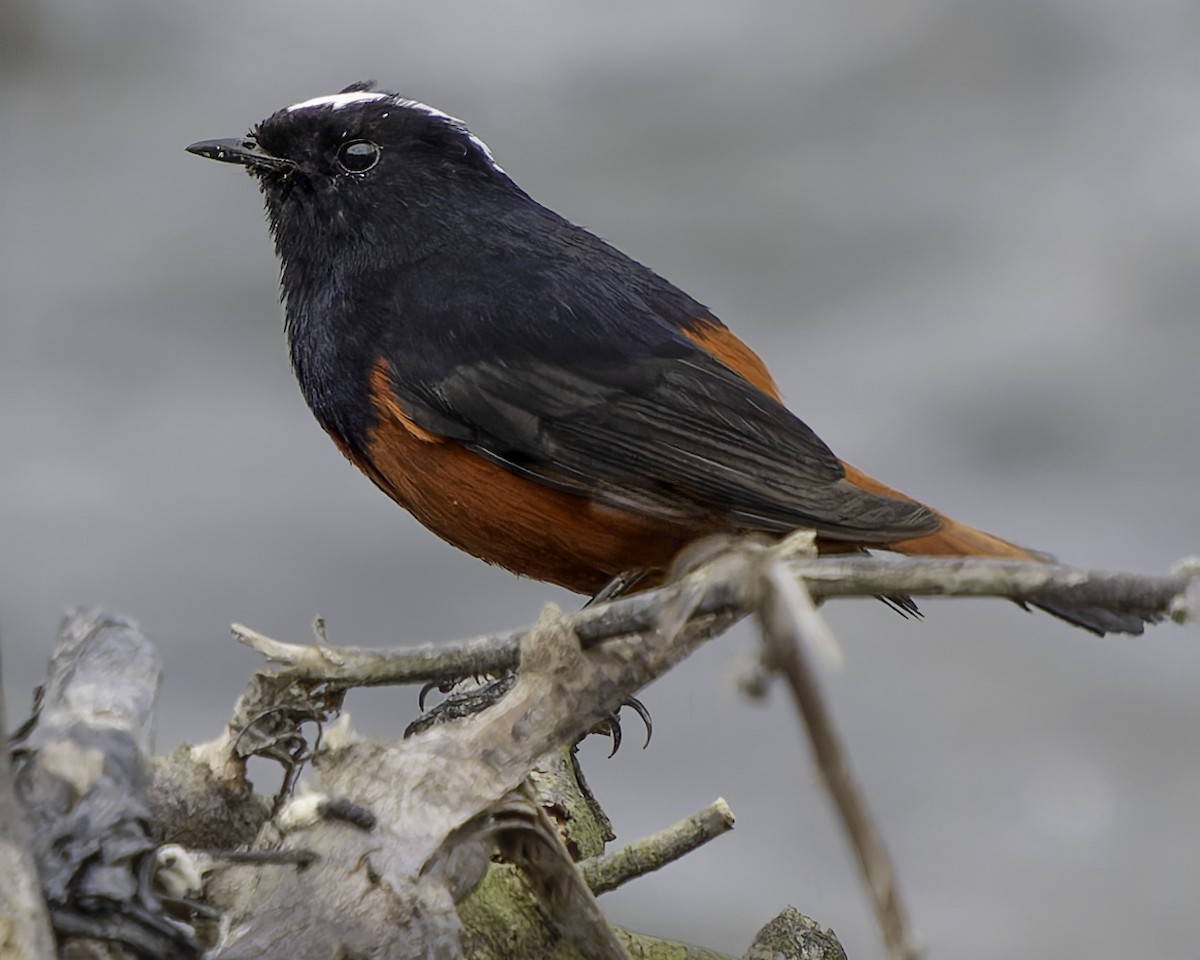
[335,140,381,174]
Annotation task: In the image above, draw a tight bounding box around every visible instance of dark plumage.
[187,83,1147,635]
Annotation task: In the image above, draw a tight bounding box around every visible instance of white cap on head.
[286,91,391,113]
[285,90,504,173]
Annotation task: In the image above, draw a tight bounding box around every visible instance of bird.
[187,82,1145,636]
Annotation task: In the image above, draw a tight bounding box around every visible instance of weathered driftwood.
[227,545,1197,960]
[10,609,199,959]
[0,641,56,960]
[6,548,1196,959]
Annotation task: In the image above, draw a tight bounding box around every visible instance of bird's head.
[187,83,515,268]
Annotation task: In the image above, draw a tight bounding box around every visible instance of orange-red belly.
[347,323,1038,595]
[359,360,706,592]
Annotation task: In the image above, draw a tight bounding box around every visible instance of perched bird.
[187,83,1144,635]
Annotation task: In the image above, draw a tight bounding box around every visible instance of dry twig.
[580,798,735,896]
[232,555,1195,689]
[758,559,918,960]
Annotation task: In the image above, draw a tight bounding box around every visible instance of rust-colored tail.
[841,462,1146,635]
[679,323,1145,635]
[889,513,1048,562]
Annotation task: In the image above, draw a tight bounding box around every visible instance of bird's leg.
[579,569,654,751]
[405,673,517,738]
[408,571,655,752]
[588,695,653,756]
[585,568,651,607]
[411,573,642,713]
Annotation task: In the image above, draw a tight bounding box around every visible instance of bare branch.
[580,798,735,895]
[793,554,1198,617]
[758,563,918,960]
[231,620,523,686]
[231,554,1195,690]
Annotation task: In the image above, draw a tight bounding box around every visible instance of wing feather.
[389,347,940,542]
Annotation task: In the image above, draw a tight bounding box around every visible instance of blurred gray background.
[2,1,1198,957]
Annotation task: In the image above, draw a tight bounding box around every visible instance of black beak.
[185,137,293,172]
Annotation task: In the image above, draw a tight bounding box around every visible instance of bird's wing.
[385,343,939,542]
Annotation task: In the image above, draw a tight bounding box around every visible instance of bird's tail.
[840,463,1147,636]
